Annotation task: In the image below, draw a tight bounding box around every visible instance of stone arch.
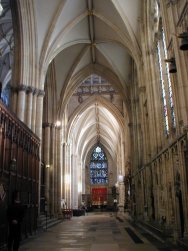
[58,64,131,118]
[12,0,38,89]
[66,94,130,163]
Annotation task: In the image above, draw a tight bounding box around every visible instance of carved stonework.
[42,122,53,128]
[10,85,18,93]
[33,88,38,96]
[139,86,146,93]
[166,0,178,7]
[17,84,27,92]
[26,86,34,94]
[37,89,45,97]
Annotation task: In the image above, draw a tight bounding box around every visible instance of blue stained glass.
[1,83,10,106]
[90,145,108,184]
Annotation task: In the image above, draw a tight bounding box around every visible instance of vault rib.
[87,0,96,64]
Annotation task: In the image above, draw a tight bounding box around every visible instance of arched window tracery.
[90,145,108,185]
[155,1,176,135]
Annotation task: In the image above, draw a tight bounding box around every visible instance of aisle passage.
[20,213,158,251]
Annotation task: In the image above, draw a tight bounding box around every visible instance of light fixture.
[118,175,124,182]
[165,57,177,73]
[178,31,188,50]
[55,120,61,127]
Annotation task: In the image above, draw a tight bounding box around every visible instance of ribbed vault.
[1,0,143,209]
[67,94,128,171]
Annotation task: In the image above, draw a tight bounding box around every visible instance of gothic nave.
[0,0,188,250]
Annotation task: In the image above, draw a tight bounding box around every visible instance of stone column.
[35,90,45,138]
[31,90,37,133]
[50,125,55,215]
[64,143,71,208]
[16,85,27,122]
[26,87,33,129]
[35,89,45,214]
[10,86,17,114]
[71,154,78,209]
[56,126,62,215]
[43,123,51,214]
[62,143,66,203]
[118,181,125,213]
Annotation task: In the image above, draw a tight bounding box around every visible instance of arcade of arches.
[1,0,188,247]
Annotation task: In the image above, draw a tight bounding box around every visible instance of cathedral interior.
[0,0,188,249]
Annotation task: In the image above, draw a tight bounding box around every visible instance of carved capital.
[37,89,45,97]
[10,85,18,93]
[42,122,52,128]
[26,86,35,94]
[166,0,178,7]
[17,84,27,92]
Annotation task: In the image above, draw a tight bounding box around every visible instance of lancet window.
[90,146,108,185]
[155,1,176,135]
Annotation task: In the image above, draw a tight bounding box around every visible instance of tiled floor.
[18,212,174,251]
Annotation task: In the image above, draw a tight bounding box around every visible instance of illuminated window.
[0,2,3,16]
[90,146,108,185]
[162,31,176,128]
[157,40,169,135]
[155,1,176,135]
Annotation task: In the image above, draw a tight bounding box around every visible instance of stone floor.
[19,212,184,251]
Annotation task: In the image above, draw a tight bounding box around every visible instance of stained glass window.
[1,82,10,106]
[90,146,108,185]
[157,42,169,135]
[162,30,176,128]
[0,1,3,16]
[155,1,176,135]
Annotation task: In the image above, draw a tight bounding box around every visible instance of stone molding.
[42,122,53,128]
[10,84,45,96]
[37,89,45,97]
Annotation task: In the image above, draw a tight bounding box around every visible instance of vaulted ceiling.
[38,0,141,162]
[0,0,142,164]
[35,0,142,101]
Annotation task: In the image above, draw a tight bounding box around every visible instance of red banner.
[92,187,107,205]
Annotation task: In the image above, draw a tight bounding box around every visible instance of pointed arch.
[58,64,131,118]
[66,94,130,164]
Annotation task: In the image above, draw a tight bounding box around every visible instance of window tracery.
[90,145,108,185]
[155,1,176,135]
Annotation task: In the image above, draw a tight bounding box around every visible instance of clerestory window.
[155,1,176,136]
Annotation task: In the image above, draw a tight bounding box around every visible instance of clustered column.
[56,126,62,215]
[16,85,27,122]
[10,84,45,135]
[118,182,125,213]
[26,87,34,129]
[43,122,51,214]
[10,84,45,213]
